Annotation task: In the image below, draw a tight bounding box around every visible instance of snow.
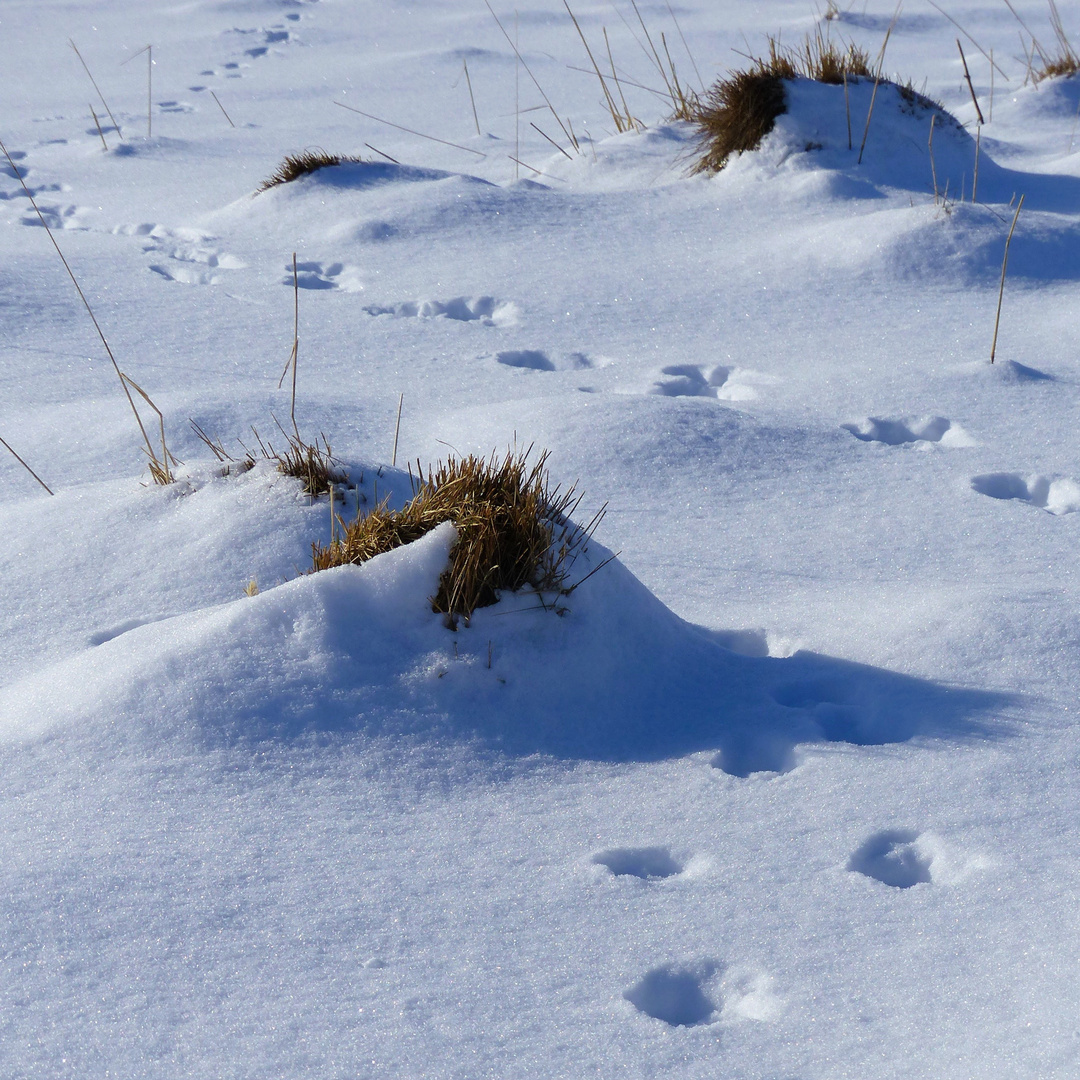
[4,0,1080,1075]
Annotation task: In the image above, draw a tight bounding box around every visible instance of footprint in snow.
[972,472,1080,515]
[364,296,518,326]
[495,349,595,372]
[842,415,975,447]
[20,202,90,230]
[624,962,719,1027]
[227,26,296,59]
[284,261,363,292]
[157,100,195,114]
[592,847,683,879]
[651,363,775,401]
[847,829,932,888]
[711,735,798,778]
[144,229,246,285]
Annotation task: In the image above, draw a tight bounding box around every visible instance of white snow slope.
[3,0,1080,1076]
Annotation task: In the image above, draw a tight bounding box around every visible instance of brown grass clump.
[312,449,603,622]
[691,34,872,174]
[1021,0,1080,81]
[192,420,348,497]
[257,150,365,192]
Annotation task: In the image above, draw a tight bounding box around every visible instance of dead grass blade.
[0,434,54,494]
[0,136,173,483]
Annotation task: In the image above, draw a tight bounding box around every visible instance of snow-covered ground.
[3,0,1080,1075]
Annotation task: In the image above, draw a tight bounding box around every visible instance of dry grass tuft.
[257,149,365,192]
[192,419,348,497]
[691,34,872,174]
[312,448,604,623]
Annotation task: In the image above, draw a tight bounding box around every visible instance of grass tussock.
[691,33,873,174]
[192,420,348,497]
[257,149,365,192]
[311,449,604,622]
[1034,9,1079,81]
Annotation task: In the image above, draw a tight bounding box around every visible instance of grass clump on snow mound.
[311,449,601,622]
[257,150,365,192]
[691,33,937,174]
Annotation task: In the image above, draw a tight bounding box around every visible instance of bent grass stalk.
[990,195,1025,364]
[0,136,173,483]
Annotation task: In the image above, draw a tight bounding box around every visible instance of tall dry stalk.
[0,137,174,483]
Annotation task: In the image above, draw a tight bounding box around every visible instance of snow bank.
[0,523,1010,769]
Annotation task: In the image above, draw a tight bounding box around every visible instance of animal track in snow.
[592,847,682,879]
[284,261,363,292]
[227,26,296,59]
[842,416,975,447]
[711,735,797,778]
[496,349,554,371]
[494,349,595,372]
[624,962,718,1027]
[20,202,90,230]
[847,829,932,888]
[364,296,518,326]
[651,363,775,401]
[157,100,195,114]
[972,473,1080,515]
[142,228,246,285]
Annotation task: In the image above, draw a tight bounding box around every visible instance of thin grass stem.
[666,0,704,87]
[564,1,624,131]
[334,101,487,157]
[957,39,985,124]
[90,105,108,151]
[843,70,852,149]
[0,136,167,480]
[70,40,123,139]
[973,123,981,200]
[210,90,235,127]
[926,0,1010,79]
[392,392,404,467]
[482,0,577,151]
[530,121,573,159]
[990,194,1025,364]
[0,434,54,494]
[364,142,400,163]
[929,114,939,202]
[463,59,482,136]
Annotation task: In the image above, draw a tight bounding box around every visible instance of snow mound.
[725,76,1080,213]
[0,523,1011,767]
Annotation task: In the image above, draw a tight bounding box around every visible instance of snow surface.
[3,0,1080,1075]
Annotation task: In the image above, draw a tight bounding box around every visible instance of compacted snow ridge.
[3,1,1080,1076]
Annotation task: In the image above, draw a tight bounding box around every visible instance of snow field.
[3,0,1080,1075]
